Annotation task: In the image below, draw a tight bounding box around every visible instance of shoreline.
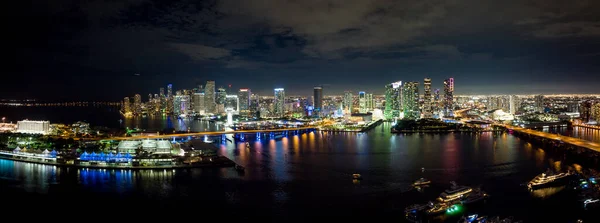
[0,154,236,170]
[320,119,384,133]
[391,129,503,133]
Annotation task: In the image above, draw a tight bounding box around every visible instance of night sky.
[6,0,600,101]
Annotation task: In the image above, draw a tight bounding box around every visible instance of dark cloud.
[5,0,600,100]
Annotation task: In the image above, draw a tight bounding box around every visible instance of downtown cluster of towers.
[121,81,253,117]
[120,78,455,120]
[382,78,455,120]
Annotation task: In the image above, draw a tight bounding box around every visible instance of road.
[106,126,319,141]
[497,124,600,153]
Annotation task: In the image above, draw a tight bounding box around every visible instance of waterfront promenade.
[107,126,319,140]
[497,124,600,153]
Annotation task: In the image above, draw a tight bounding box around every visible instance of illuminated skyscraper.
[238,88,251,116]
[225,95,239,114]
[123,97,131,114]
[250,93,260,116]
[580,101,592,122]
[343,91,353,113]
[166,84,174,114]
[384,81,402,120]
[359,91,366,113]
[133,94,142,115]
[366,93,373,111]
[313,86,323,115]
[402,82,419,119]
[216,87,227,104]
[508,95,521,115]
[534,95,544,113]
[205,81,216,113]
[423,78,432,118]
[173,94,191,116]
[192,92,205,115]
[274,88,285,117]
[159,88,165,97]
[443,78,454,117]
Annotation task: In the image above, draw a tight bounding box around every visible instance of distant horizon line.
[2,93,600,102]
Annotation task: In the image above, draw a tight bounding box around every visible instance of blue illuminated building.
[79,151,132,162]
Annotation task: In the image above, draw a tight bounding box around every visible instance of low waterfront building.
[16,120,50,134]
[117,139,173,154]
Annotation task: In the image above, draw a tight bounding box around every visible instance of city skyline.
[6,0,600,100]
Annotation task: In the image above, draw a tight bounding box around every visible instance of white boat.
[437,181,473,203]
[527,170,573,189]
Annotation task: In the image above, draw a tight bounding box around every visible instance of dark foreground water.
[0,107,599,221]
[0,122,598,222]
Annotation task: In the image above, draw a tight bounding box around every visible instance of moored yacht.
[527,170,573,190]
[437,181,473,203]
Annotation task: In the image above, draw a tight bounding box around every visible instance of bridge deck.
[497,124,600,153]
[107,126,318,141]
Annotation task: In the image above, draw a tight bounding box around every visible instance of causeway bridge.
[495,124,600,153]
[105,126,319,141]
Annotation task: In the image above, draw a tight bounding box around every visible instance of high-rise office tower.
[167,84,173,97]
[192,92,205,115]
[225,95,239,113]
[433,89,440,114]
[423,78,432,118]
[250,93,260,116]
[366,93,373,111]
[238,88,251,116]
[580,101,593,122]
[402,82,419,119]
[343,91,353,113]
[133,94,142,115]
[359,91,366,113]
[205,81,216,113]
[166,84,174,114]
[313,86,323,115]
[534,95,544,113]
[384,81,402,120]
[159,88,165,97]
[274,88,285,117]
[591,103,600,124]
[123,97,131,114]
[173,94,190,116]
[443,78,454,117]
[216,87,227,105]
